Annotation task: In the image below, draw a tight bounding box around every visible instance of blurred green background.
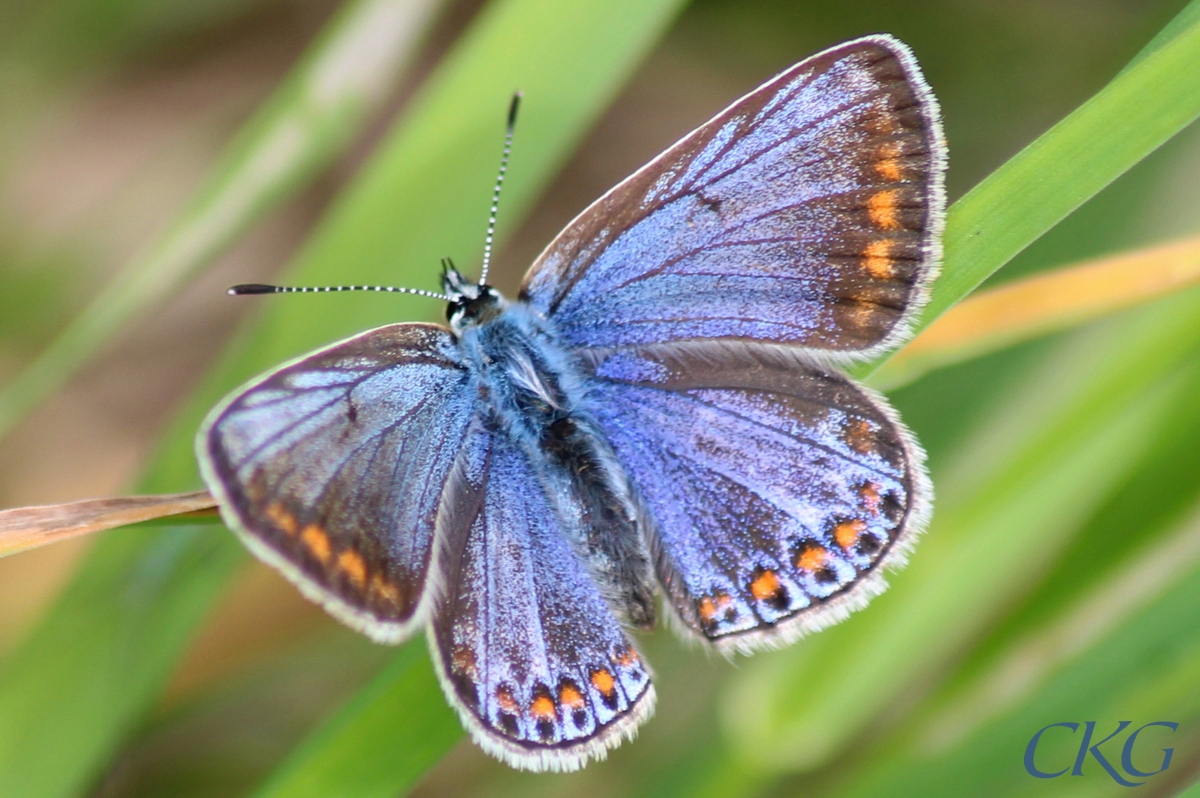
[1,0,1199,796]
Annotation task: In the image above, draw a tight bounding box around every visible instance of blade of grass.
[921,6,1200,327]
[852,0,1200,380]
[827,346,1200,798]
[251,642,459,798]
[872,233,1200,390]
[0,0,687,796]
[842,528,1200,798]
[919,490,1200,753]
[0,0,444,442]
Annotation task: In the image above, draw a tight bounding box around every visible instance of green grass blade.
[844,519,1200,798]
[853,1,1200,380]
[251,643,460,798]
[1122,0,1200,73]
[0,524,244,798]
[0,0,443,442]
[921,6,1200,328]
[0,0,686,795]
[918,485,1200,758]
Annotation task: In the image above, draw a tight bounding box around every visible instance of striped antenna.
[229,283,451,301]
[478,92,522,286]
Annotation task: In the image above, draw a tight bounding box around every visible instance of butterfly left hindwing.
[430,418,654,771]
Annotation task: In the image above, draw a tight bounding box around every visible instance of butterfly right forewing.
[520,35,944,360]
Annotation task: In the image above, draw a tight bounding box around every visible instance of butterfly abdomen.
[458,301,657,628]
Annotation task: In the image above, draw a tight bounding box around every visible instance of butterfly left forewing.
[584,343,930,652]
[198,323,475,643]
[430,421,654,771]
[521,35,944,360]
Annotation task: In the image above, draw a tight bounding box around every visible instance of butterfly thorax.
[448,278,657,629]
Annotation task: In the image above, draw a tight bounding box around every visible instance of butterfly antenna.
[478,91,521,287]
[229,283,451,301]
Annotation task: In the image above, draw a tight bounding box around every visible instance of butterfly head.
[443,260,505,333]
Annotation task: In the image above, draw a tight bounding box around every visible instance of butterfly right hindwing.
[584,343,930,652]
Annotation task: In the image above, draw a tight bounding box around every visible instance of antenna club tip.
[229,283,276,295]
[507,92,522,129]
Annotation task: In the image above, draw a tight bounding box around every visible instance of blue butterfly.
[196,34,945,772]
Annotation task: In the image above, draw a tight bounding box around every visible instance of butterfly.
[196,34,945,772]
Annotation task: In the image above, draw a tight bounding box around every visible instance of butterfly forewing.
[521,35,944,359]
[198,323,475,642]
[585,343,929,652]
[431,420,654,771]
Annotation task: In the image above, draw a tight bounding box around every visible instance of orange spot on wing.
[451,646,477,677]
[370,573,400,604]
[265,503,297,535]
[698,592,732,624]
[875,141,905,181]
[859,482,883,516]
[617,647,639,667]
[797,544,828,572]
[300,525,331,564]
[867,189,903,231]
[591,668,617,697]
[835,519,867,550]
[560,683,586,709]
[337,548,368,588]
[749,570,783,601]
[863,239,895,279]
[531,694,557,721]
[846,419,875,454]
[496,687,519,714]
[868,111,898,136]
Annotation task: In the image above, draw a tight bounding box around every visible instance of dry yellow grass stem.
[0,491,217,558]
[874,233,1200,389]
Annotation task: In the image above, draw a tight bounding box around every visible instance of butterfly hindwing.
[521,35,944,358]
[585,343,930,652]
[430,419,654,771]
[197,323,475,642]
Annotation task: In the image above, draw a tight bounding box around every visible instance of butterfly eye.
[448,286,504,329]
